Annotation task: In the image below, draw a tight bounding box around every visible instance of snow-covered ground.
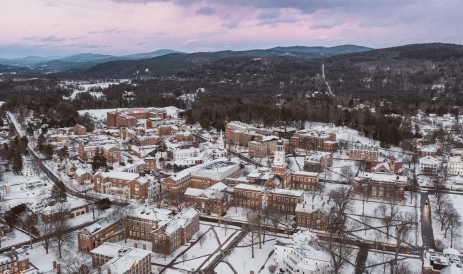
[430,193,463,251]
[365,251,422,274]
[114,223,241,273]
[1,229,30,249]
[215,234,277,274]
[61,81,126,100]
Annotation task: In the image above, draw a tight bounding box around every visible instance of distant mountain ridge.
[0,49,184,71]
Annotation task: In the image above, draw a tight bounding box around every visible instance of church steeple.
[273,139,285,166]
[271,139,289,188]
[218,130,224,150]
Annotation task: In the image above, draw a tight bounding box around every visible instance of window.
[372,187,376,196]
[379,187,384,197]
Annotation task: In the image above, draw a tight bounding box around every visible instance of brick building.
[90,242,152,274]
[77,218,124,252]
[151,207,200,255]
[290,171,320,191]
[303,151,333,173]
[107,108,167,128]
[161,158,240,202]
[233,184,304,214]
[248,138,290,158]
[295,198,333,231]
[75,168,92,185]
[348,143,379,160]
[290,132,337,152]
[78,139,120,162]
[41,198,89,223]
[73,124,87,135]
[0,248,30,274]
[93,171,155,202]
[184,182,229,215]
[353,172,407,200]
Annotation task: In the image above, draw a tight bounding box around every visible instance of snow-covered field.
[430,193,463,251]
[215,234,277,274]
[1,229,30,249]
[61,81,128,100]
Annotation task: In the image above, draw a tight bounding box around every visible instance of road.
[420,192,436,250]
[0,218,100,253]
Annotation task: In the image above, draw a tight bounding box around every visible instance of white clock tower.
[271,139,289,188]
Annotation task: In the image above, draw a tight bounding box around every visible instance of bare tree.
[199,233,207,249]
[359,184,369,215]
[112,204,135,243]
[322,232,354,274]
[340,166,353,184]
[243,208,261,258]
[0,227,16,249]
[52,202,73,259]
[374,204,396,239]
[269,206,284,233]
[59,248,94,274]
[448,210,462,248]
[308,184,324,203]
[37,215,53,254]
[268,264,277,274]
[393,211,415,262]
[21,212,38,249]
[328,186,354,231]
[433,200,452,232]
[181,253,189,265]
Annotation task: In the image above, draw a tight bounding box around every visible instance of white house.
[420,156,439,174]
[274,230,331,274]
[448,156,463,176]
[172,147,200,161]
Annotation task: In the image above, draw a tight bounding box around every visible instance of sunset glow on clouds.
[0,0,462,58]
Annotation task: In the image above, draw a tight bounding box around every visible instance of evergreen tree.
[12,150,23,174]
[45,144,54,159]
[37,134,45,151]
[50,181,67,204]
[57,146,69,158]
[92,148,107,173]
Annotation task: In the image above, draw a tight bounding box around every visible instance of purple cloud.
[41,36,65,42]
[196,6,216,16]
[88,28,119,35]
[256,8,280,20]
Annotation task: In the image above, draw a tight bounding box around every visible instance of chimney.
[56,264,61,274]
[107,269,111,274]
[143,244,146,250]
[312,205,314,209]
[134,243,138,248]
[53,261,56,269]
[303,204,305,208]
[322,202,325,208]
[11,247,15,252]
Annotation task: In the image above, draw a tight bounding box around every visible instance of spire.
[219,130,224,150]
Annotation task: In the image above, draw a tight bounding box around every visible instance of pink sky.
[0,0,462,58]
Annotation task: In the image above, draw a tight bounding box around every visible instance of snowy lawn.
[216,234,277,274]
[430,193,463,251]
[148,223,240,273]
[0,229,30,249]
[365,251,422,274]
[170,224,240,271]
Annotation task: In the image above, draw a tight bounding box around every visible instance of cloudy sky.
[1,0,462,58]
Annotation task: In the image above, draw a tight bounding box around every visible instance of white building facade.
[274,231,331,274]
